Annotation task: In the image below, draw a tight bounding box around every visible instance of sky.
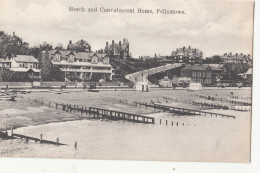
[0,0,254,58]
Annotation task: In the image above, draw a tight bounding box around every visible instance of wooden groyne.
[89,107,154,124]
[163,97,228,109]
[195,94,251,106]
[163,96,250,112]
[1,126,65,145]
[21,96,154,124]
[144,103,236,119]
[117,99,236,119]
[12,133,66,145]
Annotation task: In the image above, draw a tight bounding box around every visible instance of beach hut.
[136,82,149,92]
[189,83,202,91]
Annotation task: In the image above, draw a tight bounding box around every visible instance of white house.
[42,50,114,81]
[1,54,41,79]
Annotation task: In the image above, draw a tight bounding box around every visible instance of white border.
[0,1,259,173]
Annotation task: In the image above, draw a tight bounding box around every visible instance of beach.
[0,88,251,162]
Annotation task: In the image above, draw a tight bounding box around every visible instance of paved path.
[125,63,184,84]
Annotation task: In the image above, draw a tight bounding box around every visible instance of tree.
[0,67,14,82]
[40,51,64,81]
[211,55,223,64]
[0,31,30,58]
[222,63,250,81]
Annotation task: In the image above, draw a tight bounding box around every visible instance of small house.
[159,77,173,88]
[136,81,149,92]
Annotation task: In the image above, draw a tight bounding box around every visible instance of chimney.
[236,53,238,57]
[13,32,15,37]
[112,40,114,44]
[183,46,185,51]
[69,40,72,44]
[230,52,232,55]
[119,41,121,46]
[98,50,100,53]
[106,42,108,46]
[241,53,243,55]
[101,49,103,53]
[189,45,191,49]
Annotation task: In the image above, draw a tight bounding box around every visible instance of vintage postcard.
[0,0,254,163]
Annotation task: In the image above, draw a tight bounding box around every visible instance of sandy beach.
[0,88,252,162]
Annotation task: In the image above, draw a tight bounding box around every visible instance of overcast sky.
[0,0,254,58]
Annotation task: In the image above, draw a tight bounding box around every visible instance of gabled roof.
[13,55,38,63]
[45,50,108,61]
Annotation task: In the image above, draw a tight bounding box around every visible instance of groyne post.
[40,134,43,143]
[56,137,59,145]
[74,141,77,149]
[10,126,13,137]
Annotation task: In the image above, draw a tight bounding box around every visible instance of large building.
[104,39,129,59]
[67,39,91,53]
[171,46,203,63]
[1,54,41,80]
[180,64,212,84]
[220,52,252,64]
[42,50,114,81]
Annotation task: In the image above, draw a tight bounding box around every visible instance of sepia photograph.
[0,0,254,165]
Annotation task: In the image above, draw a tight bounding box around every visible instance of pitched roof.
[14,55,38,63]
[46,50,108,60]
[245,68,252,74]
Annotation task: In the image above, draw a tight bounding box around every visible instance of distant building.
[220,52,252,64]
[42,50,114,81]
[67,39,91,53]
[158,77,173,88]
[180,64,212,84]
[1,54,41,80]
[172,76,191,84]
[239,68,252,82]
[104,39,129,59]
[171,46,203,63]
[140,54,167,63]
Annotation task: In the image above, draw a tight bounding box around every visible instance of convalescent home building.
[1,54,41,79]
[42,50,114,80]
[171,46,203,63]
[220,53,252,64]
[104,39,130,59]
[180,64,212,84]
